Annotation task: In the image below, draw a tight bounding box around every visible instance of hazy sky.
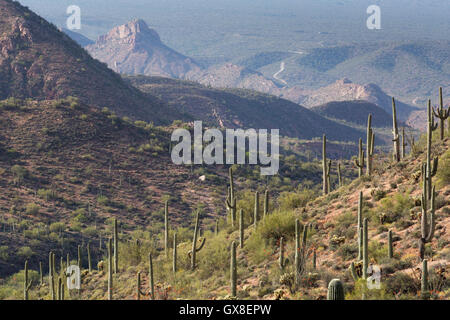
[18,0,450,58]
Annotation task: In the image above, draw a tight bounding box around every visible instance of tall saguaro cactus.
[388,230,393,259]
[322,134,331,194]
[279,237,287,270]
[77,245,82,270]
[225,167,237,227]
[401,128,407,159]
[425,101,439,201]
[164,201,169,258]
[113,218,118,274]
[189,211,206,270]
[433,87,449,140]
[87,242,92,273]
[149,253,155,299]
[263,190,269,217]
[354,138,365,177]
[239,209,244,248]
[337,162,343,187]
[294,219,308,285]
[351,218,369,281]
[357,191,363,260]
[108,238,113,300]
[392,98,400,162]
[366,114,375,176]
[23,260,32,300]
[419,184,436,261]
[254,191,259,227]
[230,241,237,297]
[173,233,177,273]
[49,251,55,300]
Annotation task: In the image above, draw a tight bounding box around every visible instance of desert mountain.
[186,63,281,94]
[127,76,367,142]
[86,19,201,79]
[310,100,395,128]
[0,0,181,124]
[281,79,421,127]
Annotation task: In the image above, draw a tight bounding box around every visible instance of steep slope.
[0,0,180,124]
[0,98,219,277]
[282,79,420,128]
[311,100,395,128]
[126,76,367,142]
[86,19,201,79]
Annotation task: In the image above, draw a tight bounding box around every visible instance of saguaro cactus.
[354,138,365,177]
[263,190,269,217]
[351,218,368,280]
[327,279,345,300]
[23,260,32,300]
[57,277,62,300]
[425,101,439,201]
[337,162,343,187]
[357,191,363,260]
[392,98,400,162]
[164,201,169,258]
[173,233,177,273]
[254,191,259,227]
[401,128,407,159]
[419,184,436,261]
[279,237,287,270]
[108,238,113,300]
[388,230,393,259]
[239,209,244,248]
[294,219,308,285]
[230,241,237,297]
[189,211,206,270]
[113,218,118,273]
[137,272,146,300]
[421,259,429,300]
[77,245,82,270]
[322,134,331,194]
[433,87,449,140]
[87,242,92,273]
[313,249,317,270]
[149,253,155,299]
[366,114,375,176]
[225,167,237,227]
[39,261,43,285]
[49,251,55,300]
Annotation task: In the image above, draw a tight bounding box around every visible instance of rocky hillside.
[6,106,447,300]
[86,19,201,79]
[126,76,367,142]
[311,100,395,128]
[0,1,180,124]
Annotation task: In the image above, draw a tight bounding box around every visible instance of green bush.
[25,203,40,215]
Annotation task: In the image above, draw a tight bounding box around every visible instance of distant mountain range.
[78,19,438,130]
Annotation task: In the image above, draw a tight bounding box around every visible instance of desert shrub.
[25,203,40,215]
[197,233,230,279]
[17,246,34,259]
[385,273,418,296]
[11,165,28,184]
[337,242,358,260]
[37,188,57,201]
[277,188,316,211]
[376,193,413,223]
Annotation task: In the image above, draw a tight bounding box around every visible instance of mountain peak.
[100,19,161,44]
